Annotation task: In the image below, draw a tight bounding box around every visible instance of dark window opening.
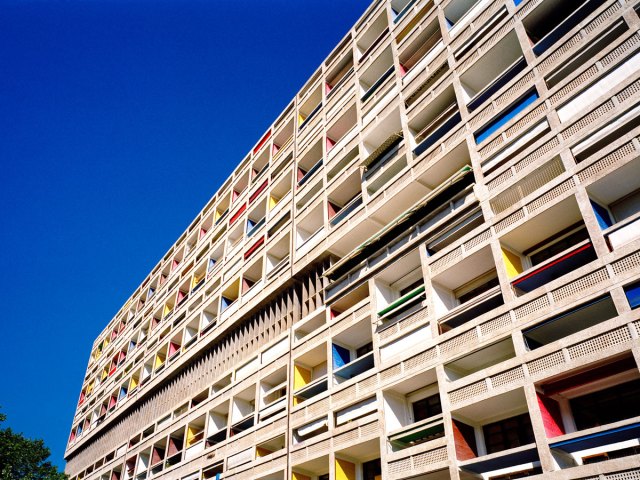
[570,379,640,430]
[412,394,442,422]
[483,413,535,454]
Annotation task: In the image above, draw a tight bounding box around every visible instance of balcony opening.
[356,12,389,63]
[269,166,292,213]
[374,248,426,328]
[293,343,328,406]
[297,139,324,188]
[294,415,329,444]
[327,49,354,92]
[185,415,206,460]
[545,19,628,88]
[499,196,595,295]
[266,233,290,278]
[328,170,363,228]
[445,337,515,382]
[444,0,491,34]
[326,104,357,155]
[242,257,263,301]
[432,246,503,332]
[522,0,608,56]
[200,299,218,335]
[252,146,270,184]
[587,156,640,250]
[361,108,406,196]
[331,319,374,383]
[398,17,443,83]
[166,427,185,466]
[292,456,329,480]
[168,331,182,360]
[294,307,328,344]
[334,440,381,480]
[296,203,324,254]
[148,438,166,475]
[359,46,395,103]
[298,84,323,130]
[210,375,231,396]
[205,400,228,447]
[273,118,294,161]
[391,0,418,22]
[230,385,255,436]
[259,367,287,422]
[459,30,526,112]
[220,278,240,314]
[202,461,223,480]
[539,355,640,467]
[523,294,617,350]
[154,345,167,374]
[453,389,540,476]
[383,369,444,451]
[410,85,461,157]
[256,434,286,459]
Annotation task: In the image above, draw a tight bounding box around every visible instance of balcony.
[524,0,608,56]
[325,167,474,303]
[588,156,640,250]
[459,30,526,112]
[500,196,596,295]
[411,85,461,157]
[331,319,374,383]
[383,369,443,452]
[452,389,540,477]
[539,355,640,467]
[293,343,328,405]
[522,294,618,350]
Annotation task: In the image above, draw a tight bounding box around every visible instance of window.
[527,226,589,266]
[482,413,535,454]
[570,379,640,431]
[363,458,382,480]
[412,394,442,422]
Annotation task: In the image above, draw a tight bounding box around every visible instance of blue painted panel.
[474,90,539,144]
[332,343,351,369]
[590,200,613,230]
[625,282,640,309]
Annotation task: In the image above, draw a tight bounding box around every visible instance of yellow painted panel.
[163,304,173,316]
[155,354,165,369]
[502,248,524,278]
[129,376,138,390]
[292,473,310,480]
[269,195,279,210]
[336,458,356,480]
[298,113,307,126]
[186,425,198,445]
[256,446,272,457]
[293,365,311,390]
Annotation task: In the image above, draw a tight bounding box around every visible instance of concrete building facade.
[65,0,640,479]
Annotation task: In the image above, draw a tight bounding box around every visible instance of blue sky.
[0,0,371,468]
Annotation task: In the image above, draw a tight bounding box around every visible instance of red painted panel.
[229,203,247,225]
[249,179,269,204]
[244,236,265,260]
[537,393,565,438]
[253,129,272,155]
[452,420,477,460]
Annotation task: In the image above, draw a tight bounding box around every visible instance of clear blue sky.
[0,0,371,468]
